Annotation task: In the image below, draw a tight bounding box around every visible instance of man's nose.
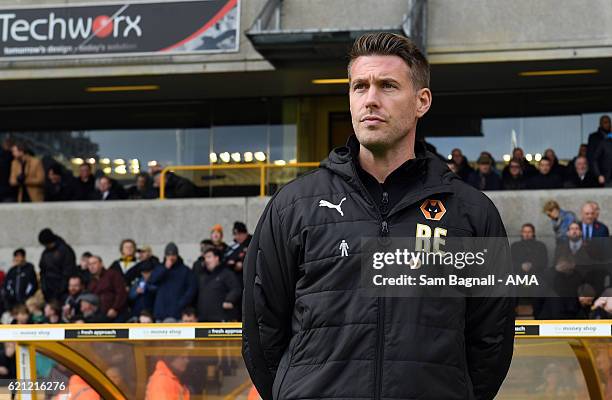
[364,86,381,110]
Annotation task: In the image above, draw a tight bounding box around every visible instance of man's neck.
[357,136,415,183]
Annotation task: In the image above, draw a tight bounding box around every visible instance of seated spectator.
[553,222,599,264]
[139,309,154,323]
[195,248,241,322]
[0,342,16,380]
[44,300,62,324]
[78,251,92,287]
[125,245,160,286]
[542,200,576,242]
[450,148,474,181]
[564,156,599,188]
[503,147,537,179]
[481,151,500,173]
[128,260,157,319]
[225,222,252,286]
[153,171,197,199]
[592,127,612,186]
[45,164,75,202]
[588,201,607,227]
[502,158,527,190]
[11,304,31,324]
[76,293,107,323]
[580,202,609,240]
[543,148,567,180]
[62,275,84,322]
[554,222,609,295]
[38,228,77,302]
[94,176,125,201]
[193,240,215,272]
[9,142,45,202]
[210,224,228,254]
[73,163,96,201]
[534,256,582,319]
[109,239,138,280]
[567,143,588,173]
[136,245,158,265]
[2,248,38,311]
[511,223,548,276]
[87,255,128,322]
[527,158,563,189]
[149,243,196,322]
[127,173,156,200]
[25,294,45,324]
[467,154,501,191]
[181,307,198,323]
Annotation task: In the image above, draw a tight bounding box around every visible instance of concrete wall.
[0,188,609,272]
[428,0,612,63]
[0,197,268,272]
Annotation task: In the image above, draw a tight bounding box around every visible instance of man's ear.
[416,88,432,119]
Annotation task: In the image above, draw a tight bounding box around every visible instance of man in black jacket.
[242,33,515,400]
[592,132,612,186]
[467,154,502,191]
[527,158,563,189]
[564,156,599,189]
[2,248,38,310]
[73,164,96,201]
[194,248,241,322]
[38,228,77,302]
[45,164,75,202]
[587,114,610,170]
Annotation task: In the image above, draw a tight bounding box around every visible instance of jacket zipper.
[349,162,389,400]
[376,192,389,400]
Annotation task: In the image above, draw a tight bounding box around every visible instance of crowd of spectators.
[448,114,612,191]
[0,221,251,328]
[1,115,611,204]
[512,199,612,319]
[0,137,198,203]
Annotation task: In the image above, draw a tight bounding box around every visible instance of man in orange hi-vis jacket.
[52,375,100,400]
[145,356,191,400]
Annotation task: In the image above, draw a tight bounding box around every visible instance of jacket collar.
[320,134,455,216]
[321,134,455,194]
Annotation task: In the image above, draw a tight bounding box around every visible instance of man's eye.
[382,82,395,89]
[353,83,366,90]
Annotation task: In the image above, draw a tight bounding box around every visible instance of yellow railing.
[159,162,320,199]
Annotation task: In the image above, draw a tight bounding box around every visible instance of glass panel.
[582,112,612,142]
[14,334,612,400]
[427,115,583,162]
[35,351,102,399]
[497,339,611,399]
[65,340,250,400]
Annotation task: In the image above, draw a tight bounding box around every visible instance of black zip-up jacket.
[3,263,38,309]
[194,264,242,322]
[39,238,77,302]
[243,136,515,400]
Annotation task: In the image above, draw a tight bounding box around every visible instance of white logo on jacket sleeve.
[318,197,347,216]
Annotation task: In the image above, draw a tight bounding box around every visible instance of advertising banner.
[0,0,239,59]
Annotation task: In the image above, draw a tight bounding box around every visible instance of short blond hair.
[542,200,560,213]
